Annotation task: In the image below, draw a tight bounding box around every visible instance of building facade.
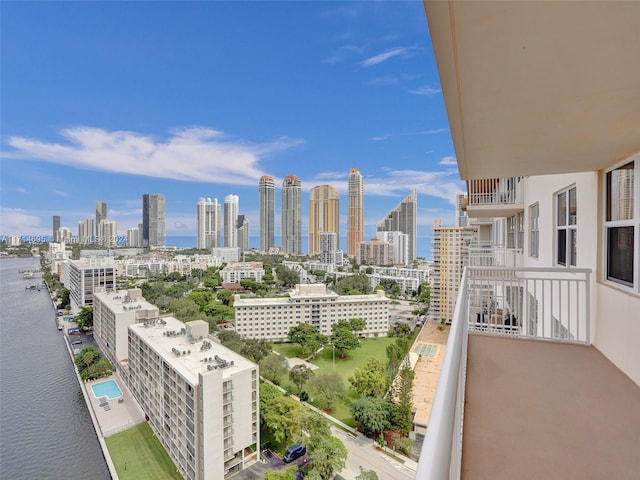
[236,215,249,252]
[78,217,95,245]
[308,184,340,255]
[197,197,222,250]
[61,257,116,312]
[455,193,469,227]
[259,176,275,252]
[376,230,410,266]
[97,219,117,247]
[127,318,259,480]
[53,215,60,240]
[142,194,166,248]
[224,194,239,248]
[281,175,302,255]
[347,167,364,257]
[234,284,389,340]
[220,262,265,284]
[95,200,107,239]
[357,238,394,266]
[377,190,417,262]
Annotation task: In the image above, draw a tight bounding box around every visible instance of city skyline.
[1,2,465,259]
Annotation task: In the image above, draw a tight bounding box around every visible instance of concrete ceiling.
[424,1,640,180]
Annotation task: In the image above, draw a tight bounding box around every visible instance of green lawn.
[273,337,399,425]
[105,422,183,480]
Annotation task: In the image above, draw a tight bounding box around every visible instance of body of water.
[0,257,110,479]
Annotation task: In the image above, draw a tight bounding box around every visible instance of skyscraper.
[142,194,166,248]
[224,194,239,248]
[281,175,302,255]
[78,217,94,244]
[456,193,469,227]
[309,185,340,255]
[52,215,60,240]
[377,190,417,261]
[259,176,275,252]
[95,201,107,239]
[347,167,364,257]
[196,197,222,249]
[237,214,250,252]
[98,219,118,247]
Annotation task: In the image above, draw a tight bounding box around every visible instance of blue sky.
[0,1,463,259]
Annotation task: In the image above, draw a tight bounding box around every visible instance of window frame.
[529,203,539,258]
[603,157,638,292]
[555,185,577,267]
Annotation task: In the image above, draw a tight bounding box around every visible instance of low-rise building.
[127,318,259,480]
[220,262,264,284]
[234,284,389,340]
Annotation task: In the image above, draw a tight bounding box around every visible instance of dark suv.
[283,443,306,463]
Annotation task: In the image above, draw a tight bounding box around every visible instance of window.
[517,212,524,250]
[605,161,636,288]
[506,215,516,249]
[529,203,539,258]
[556,186,577,266]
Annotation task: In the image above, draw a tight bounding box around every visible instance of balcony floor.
[462,334,640,480]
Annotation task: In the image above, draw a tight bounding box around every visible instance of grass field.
[273,337,399,425]
[105,422,183,480]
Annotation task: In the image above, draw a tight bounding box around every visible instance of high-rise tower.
[259,176,275,252]
[142,194,166,247]
[309,185,340,255]
[347,167,364,256]
[377,190,417,261]
[237,214,250,252]
[224,194,239,248]
[455,193,469,227]
[95,201,107,240]
[197,198,222,249]
[281,175,302,255]
[52,215,60,240]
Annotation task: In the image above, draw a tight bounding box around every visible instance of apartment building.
[356,238,394,266]
[357,264,432,296]
[417,2,640,478]
[93,288,159,370]
[211,247,241,263]
[220,262,265,284]
[234,284,389,340]
[61,257,116,312]
[127,317,259,480]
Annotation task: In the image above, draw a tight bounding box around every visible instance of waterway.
[0,257,110,479]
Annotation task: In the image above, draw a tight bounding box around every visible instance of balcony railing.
[468,245,522,267]
[467,177,522,206]
[415,266,591,479]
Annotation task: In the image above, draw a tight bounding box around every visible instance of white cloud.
[364,169,464,205]
[368,128,448,141]
[409,86,441,96]
[0,207,44,235]
[322,44,363,64]
[361,48,407,67]
[368,133,392,141]
[439,156,457,166]
[3,126,304,186]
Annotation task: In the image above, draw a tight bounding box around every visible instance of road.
[331,427,416,480]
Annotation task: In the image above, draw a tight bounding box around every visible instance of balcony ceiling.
[424,1,640,180]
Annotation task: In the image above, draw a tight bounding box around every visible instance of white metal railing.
[415,266,591,479]
[468,245,522,268]
[467,177,522,206]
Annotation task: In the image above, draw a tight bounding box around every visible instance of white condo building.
[376,230,409,266]
[220,262,265,284]
[93,288,159,370]
[234,284,389,340]
[224,195,239,248]
[211,247,241,264]
[127,317,259,480]
[417,3,640,479]
[61,257,116,312]
[197,198,222,250]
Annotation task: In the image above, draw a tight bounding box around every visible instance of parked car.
[71,340,83,346]
[283,443,306,463]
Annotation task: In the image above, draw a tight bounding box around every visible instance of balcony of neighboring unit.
[468,244,522,268]
[416,266,640,480]
[465,177,524,218]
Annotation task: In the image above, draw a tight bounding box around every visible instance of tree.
[276,264,301,288]
[166,271,184,282]
[265,467,297,480]
[216,289,233,306]
[306,435,348,480]
[305,330,328,360]
[350,397,393,437]
[413,282,431,316]
[288,323,317,356]
[391,362,415,435]
[298,410,330,438]
[259,353,289,384]
[202,302,234,322]
[260,384,304,445]
[76,306,94,331]
[332,274,372,295]
[186,288,215,309]
[289,364,314,397]
[356,467,380,480]
[168,298,200,322]
[308,373,345,412]
[348,357,387,398]
[331,322,360,359]
[386,337,409,385]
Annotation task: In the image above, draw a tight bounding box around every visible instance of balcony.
[416,266,640,479]
[468,244,522,268]
[466,177,524,218]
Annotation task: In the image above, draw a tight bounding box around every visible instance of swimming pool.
[91,380,123,400]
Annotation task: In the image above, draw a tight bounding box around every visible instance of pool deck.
[86,375,145,438]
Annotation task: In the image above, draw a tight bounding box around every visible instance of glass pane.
[607,226,634,286]
[570,228,577,266]
[569,187,577,225]
[557,192,567,226]
[607,162,634,221]
[557,229,567,265]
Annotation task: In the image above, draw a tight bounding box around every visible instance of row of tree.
[288,319,366,360]
[75,346,112,381]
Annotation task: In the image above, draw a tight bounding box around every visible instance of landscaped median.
[105,422,183,480]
